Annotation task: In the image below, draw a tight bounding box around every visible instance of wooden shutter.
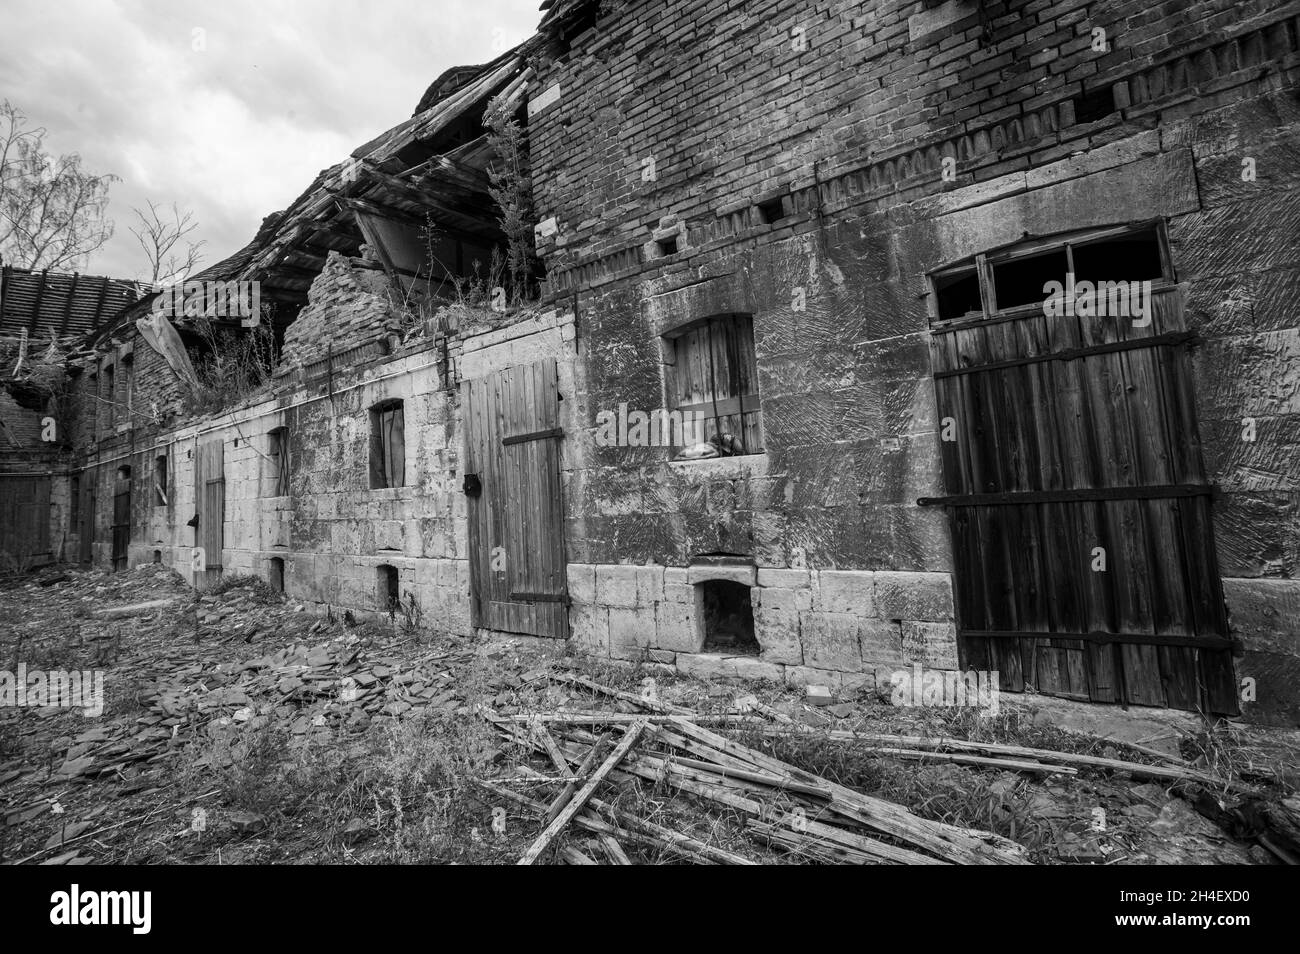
[673,315,763,452]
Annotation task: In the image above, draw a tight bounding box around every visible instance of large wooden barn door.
[463,358,568,638]
[193,439,225,585]
[0,476,51,567]
[926,285,1237,713]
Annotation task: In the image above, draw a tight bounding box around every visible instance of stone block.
[566,563,596,605]
[663,582,695,604]
[754,605,803,665]
[654,601,704,653]
[687,564,756,586]
[874,572,954,622]
[1223,578,1300,655]
[636,565,665,604]
[569,604,610,656]
[784,666,875,695]
[859,619,906,668]
[757,567,811,588]
[817,569,875,616]
[596,564,639,608]
[608,606,658,659]
[799,612,864,671]
[675,653,784,682]
[901,620,959,668]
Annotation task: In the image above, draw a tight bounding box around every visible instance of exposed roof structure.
[0,264,142,341]
[76,34,547,356]
[223,47,539,305]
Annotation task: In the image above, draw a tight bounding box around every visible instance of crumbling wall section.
[279,252,404,370]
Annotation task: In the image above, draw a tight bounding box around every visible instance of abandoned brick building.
[3,0,1299,726]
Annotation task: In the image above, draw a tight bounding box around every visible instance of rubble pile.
[1,566,1295,865]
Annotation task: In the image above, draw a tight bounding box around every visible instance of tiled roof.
[0,265,142,340]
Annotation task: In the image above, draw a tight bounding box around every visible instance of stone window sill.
[666,453,768,479]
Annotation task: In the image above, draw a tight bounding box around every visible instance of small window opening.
[700,580,758,654]
[104,364,116,428]
[152,549,162,563]
[656,236,678,257]
[992,248,1068,310]
[369,400,405,489]
[1074,86,1116,124]
[934,267,983,321]
[268,426,291,496]
[377,564,400,613]
[756,196,787,225]
[668,314,763,457]
[154,455,168,506]
[269,557,285,593]
[1071,228,1164,284]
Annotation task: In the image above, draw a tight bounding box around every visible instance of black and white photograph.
[0,0,1294,921]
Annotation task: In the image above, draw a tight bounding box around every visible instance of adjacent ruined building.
[4,0,1300,725]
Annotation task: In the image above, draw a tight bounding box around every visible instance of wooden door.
[926,286,1237,713]
[0,476,51,567]
[463,358,568,638]
[194,439,225,585]
[111,473,131,572]
[78,471,95,564]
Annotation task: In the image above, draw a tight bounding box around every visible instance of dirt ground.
[1,564,1296,865]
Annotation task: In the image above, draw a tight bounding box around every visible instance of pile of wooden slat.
[480,699,1032,865]
[732,725,1247,790]
[478,667,1263,865]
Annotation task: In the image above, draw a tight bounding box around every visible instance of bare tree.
[0,101,117,271]
[130,200,206,286]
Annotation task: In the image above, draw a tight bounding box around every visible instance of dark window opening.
[121,355,134,421]
[152,549,162,563]
[154,455,168,506]
[934,268,983,321]
[369,400,405,489]
[377,564,399,613]
[116,464,131,482]
[70,474,80,525]
[992,248,1069,310]
[104,364,116,429]
[1075,86,1116,124]
[1071,228,1164,284]
[700,580,758,654]
[668,314,763,457]
[756,196,787,225]
[268,427,291,496]
[269,557,285,593]
[935,224,1175,322]
[656,236,678,257]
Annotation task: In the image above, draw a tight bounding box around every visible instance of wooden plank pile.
[479,667,1270,865]
[480,684,1033,865]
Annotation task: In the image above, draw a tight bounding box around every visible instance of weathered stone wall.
[528,0,1300,723]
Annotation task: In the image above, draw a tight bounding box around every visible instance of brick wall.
[527,0,1300,722]
[279,252,403,369]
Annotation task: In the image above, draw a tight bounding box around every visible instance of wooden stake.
[518,720,647,865]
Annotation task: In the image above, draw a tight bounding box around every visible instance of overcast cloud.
[0,0,543,280]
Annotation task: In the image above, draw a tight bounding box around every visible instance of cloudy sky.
[0,0,542,280]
